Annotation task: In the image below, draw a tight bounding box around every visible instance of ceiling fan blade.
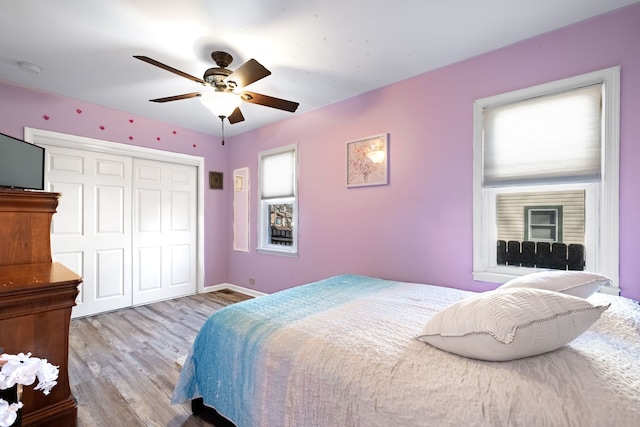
[134,55,206,85]
[225,59,271,89]
[149,92,202,103]
[228,107,245,124]
[240,91,299,112]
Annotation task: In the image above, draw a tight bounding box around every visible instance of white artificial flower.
[0,372,8,391]
[33,360,59,395]
[0,352,58,423]
[0,353,40,388]
[0,398,23,427]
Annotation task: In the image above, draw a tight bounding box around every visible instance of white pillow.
[498,270,612,298]
[417,287,609,362]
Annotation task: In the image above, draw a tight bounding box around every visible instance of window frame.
[257,144,299,257]
[472,67,620,293]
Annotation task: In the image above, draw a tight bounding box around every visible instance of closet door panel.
[170,244,191,286]
[132,159,197,305]
[138,246,162,291]
[50,182,83,235]
[44,144,132,318]
[138,189,161,232]
[95,248,125,298]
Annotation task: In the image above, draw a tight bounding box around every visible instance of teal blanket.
[171,274,404,426]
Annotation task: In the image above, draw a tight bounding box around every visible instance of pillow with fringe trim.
[417,287,609,361]
[498,270,611,299]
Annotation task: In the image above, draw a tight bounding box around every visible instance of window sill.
[257,247,298,258]
[473,265,546,285]
[473,265,540,284]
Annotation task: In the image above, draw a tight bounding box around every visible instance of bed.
[172,274,640,426]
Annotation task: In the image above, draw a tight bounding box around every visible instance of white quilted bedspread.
[172,275,640,427]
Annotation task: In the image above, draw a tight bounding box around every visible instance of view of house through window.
[269,203,294,246]
[496,190,586,244]
[496,190,584,270]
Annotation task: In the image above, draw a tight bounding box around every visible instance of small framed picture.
[234,175,244,191]
[209,171,223,190]
[346,133,389,187]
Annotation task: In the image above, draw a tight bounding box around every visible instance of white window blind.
[483,83,602,186]
[261,149,295,198]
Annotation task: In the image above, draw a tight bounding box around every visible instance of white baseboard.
[200,283,267,298]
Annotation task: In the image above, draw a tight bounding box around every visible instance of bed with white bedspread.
[172,274,640,426]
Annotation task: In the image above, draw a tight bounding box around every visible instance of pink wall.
[0,81,230,287]
[226,4,640,301]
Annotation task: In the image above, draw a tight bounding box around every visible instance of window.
[257,144,298,256]
[524,206,563,243]
[473,67,620,293]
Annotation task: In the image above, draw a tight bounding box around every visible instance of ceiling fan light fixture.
[134,51,298,130]
[200,91,242,118]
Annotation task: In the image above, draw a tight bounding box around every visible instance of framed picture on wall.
[209,171,223,189]
[234,175,244,191]
[346,133,389,187]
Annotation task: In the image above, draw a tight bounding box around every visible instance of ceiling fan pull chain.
[220,115,225,145]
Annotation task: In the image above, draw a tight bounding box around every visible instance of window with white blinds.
[483,83,602,186]
[258,144,298,256]
[261,149,295,198]
[472,67,620,293]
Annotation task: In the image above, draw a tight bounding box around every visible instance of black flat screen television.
[0,132,45,190]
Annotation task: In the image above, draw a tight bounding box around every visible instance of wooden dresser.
[0,189,80,426]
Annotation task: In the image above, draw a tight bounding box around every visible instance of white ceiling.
[1,0,637,137]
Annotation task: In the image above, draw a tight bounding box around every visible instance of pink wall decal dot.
[99,125,105,130]
[42,115,50,120]
[129,136,133,140]
[76,109,82,114]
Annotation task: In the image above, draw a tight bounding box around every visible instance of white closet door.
[45,144,133,317]
[132,159,197,305]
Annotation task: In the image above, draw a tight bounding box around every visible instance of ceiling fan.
[134,51,299,142]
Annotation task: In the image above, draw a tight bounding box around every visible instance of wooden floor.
[68,290,252,427]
